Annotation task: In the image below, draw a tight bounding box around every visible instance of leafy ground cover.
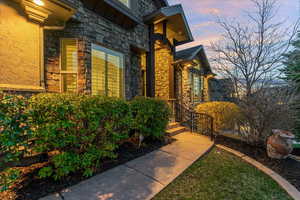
[153,148,292,200]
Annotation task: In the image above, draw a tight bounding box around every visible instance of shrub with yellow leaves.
[195,102,242,133]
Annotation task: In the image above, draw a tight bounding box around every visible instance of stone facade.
[154,43,173,99]
[181,66,192,108]
[175,64,212,109]
[1,0,210,117]
[44,0,160,99]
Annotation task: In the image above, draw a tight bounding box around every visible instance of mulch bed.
[1,138,173,200]
[215,135,300,191]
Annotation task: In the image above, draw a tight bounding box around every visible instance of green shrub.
[29,94,131,179]
[0,93,171,189]
[130,97,171,139]
[196,102,242,132]
[0,94,31,191]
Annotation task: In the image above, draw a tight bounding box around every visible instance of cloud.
[169,0,298,59]
[192,21,215,29]
[177,35,221,50]
[200,8,221,15]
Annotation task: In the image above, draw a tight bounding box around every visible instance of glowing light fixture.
[33,0,44,6]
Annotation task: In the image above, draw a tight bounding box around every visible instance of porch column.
[146,24,155,97]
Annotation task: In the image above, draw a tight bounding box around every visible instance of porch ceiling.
[14,0,76,26]
[144,4,193,46]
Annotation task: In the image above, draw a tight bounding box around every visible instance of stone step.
[167,122,181,130]
[166,126,187,137]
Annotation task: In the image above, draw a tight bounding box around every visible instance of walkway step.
[167,122,181,129]
[166,126,186,136]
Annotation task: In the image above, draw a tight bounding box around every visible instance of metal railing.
[175,103,214,141]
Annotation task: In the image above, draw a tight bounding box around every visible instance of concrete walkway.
[41,132,214,200]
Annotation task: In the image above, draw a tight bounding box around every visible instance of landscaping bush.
[0,93,171,191]
[130,97,171,139]
[29,93,132,179]
[0,94,31,191]
[195,102,242,133]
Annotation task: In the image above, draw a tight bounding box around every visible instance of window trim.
[191,73,203,103]
[91,43,125,98]
[59,38,79,93]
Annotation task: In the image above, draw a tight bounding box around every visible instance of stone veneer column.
[154,43,173,100]
[181,67,192,108]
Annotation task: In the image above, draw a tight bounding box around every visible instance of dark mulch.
[215,135,300,191]
[1,138,173,200]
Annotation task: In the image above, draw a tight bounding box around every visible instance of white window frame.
[59,38,79,93]
[91,44,125,98]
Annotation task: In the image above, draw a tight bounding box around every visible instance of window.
[118,0,130,7]
[191,73,203,102]
[92,44,124,98]
[60,39,78,93]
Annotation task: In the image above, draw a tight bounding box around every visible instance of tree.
[210,0,298,144]
[283,33,300,138]
[283,33,300,91]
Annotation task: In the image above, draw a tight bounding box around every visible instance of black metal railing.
[175,103,214,140]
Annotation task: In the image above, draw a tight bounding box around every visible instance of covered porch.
[143,4,193,122]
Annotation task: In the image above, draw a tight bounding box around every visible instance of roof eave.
[144,4,193,44]
[175,45,213,73]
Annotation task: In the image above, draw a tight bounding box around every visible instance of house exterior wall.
[0,0,43,91]
[175,64,211,109]
[0,0,160,99]
[44,0,159,99]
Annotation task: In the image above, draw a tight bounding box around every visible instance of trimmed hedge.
[30,94,132,179]
[196,102,242,132]
[0,93,170,190]
[130,97,171,139]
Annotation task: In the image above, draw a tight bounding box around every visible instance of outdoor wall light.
[33,0,44,6]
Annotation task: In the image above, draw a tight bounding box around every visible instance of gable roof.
[175,45,203,61]
[144,4,193,45]
[175,45,213,73]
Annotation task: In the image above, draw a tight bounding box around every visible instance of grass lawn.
[153,148,292,200]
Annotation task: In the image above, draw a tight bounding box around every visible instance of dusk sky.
[169,0,299,55]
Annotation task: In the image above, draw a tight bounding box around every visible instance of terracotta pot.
[267,129,295,159]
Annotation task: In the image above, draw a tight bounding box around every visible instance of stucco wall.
[0,0,42,90]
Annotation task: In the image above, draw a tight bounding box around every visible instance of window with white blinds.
[92,44,124,98]
[60,39,78,93]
